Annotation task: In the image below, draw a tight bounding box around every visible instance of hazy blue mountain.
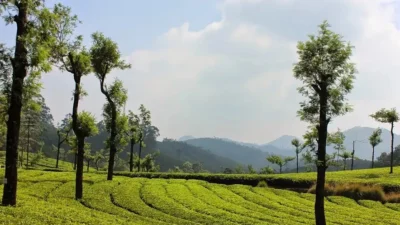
[340,126,400,160]
[178,135,196,142]
[265,135,299,150]
[156,139,240,172]
[183,137,294,170]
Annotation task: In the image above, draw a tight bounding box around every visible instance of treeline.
[0,1,164,205]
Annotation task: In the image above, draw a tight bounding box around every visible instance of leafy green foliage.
[293,21,356,124]
[102,79,129,151]
[338,151,352,170]
[266,155,295,173]
[370,108,399,173]
[90,32,130,78]
[370,108,399,124]
[369,128,383,149]
[77,111,98,138]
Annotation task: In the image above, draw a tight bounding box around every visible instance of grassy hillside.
[0,151,75,171]
[1,169,400,224]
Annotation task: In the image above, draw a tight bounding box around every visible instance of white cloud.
[42,0,400,143]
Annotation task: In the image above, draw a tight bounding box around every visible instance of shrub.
[307,183,385,202]
[257,180,268,187]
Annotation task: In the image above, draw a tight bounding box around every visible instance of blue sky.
[2,0,400,143]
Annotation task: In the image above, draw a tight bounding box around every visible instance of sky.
[1,0,400,144]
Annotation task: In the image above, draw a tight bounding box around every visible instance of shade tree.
[291,138,304,173]
[370,108,399,173]
[0,0,73,206]
[266,155,295,174]
[369,128,383,168]
[293,20,356,225]
[90,32,130,180]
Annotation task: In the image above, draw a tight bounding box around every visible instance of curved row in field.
[2,172,400,225]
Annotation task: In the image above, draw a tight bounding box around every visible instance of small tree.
[266,155,295,173]
[126,111,140,172]
[137,105,151,172]
[182,161,193,173]
[291,138,304,173]
[55,114,72,168]
[235,165,244,174]
[293,20,356,225]
[192,162,203,173]
[247,164,257,174]
[93,149,105,171]
[74,111,98,198]
[259,166,274,174]
[369,128,383,168]
[90,32,130,180]
[140,151,160,172]
[338,151,351,170]
[370,108,399,173]
[302,150,315,172]
[83,145,94,172]
[328,129,346,170]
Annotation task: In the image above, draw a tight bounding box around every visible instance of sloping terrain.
[2,169,400,224]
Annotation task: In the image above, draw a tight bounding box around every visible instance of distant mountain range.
[179,126,399,162]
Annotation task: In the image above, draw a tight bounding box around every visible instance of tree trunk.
[100,79,117,181]
[2,2,28,206]
[390,122,394,174]
[315,88,328,225]
[129,139,135,172]
[351,141,355,171]
[138,139,142,172]
[279,165,282,174]
[296,153,299,173]
[87,160,90,172]
[73,154,77,170]
[343,160,346,170]
[371,146,375,169]
[75,137,84,200]
[71,70,81,173]
[26,117,30,167]
[56,132,61,168]
[336,149,339,171]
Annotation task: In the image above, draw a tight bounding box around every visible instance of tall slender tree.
[90,32,130,180]
[293,21,356,225]
[291,138,304,173]
[370,108,399,173]
[102,79,129,175]
[369,128,382,168]
[51,4,93,199]
[55,114,72,168]
[0,0,66,206]
[137,104,152,172]
[127,111,140,172]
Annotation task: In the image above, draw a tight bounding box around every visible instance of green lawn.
[0,169,400,224]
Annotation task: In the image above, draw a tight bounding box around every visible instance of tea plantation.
[1,169,400,224]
